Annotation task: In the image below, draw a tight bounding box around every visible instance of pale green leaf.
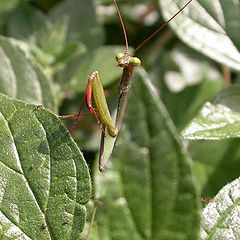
[182,86,240,140]
[159,0,240,70]
[201,177,240,240]
[0,36,56,111]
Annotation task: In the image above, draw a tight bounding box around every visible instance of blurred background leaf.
[50,0,104,50]
[0,36,56,111]
[190,139,240,197]
[159,0,240,71]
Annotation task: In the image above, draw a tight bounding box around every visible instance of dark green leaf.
[190,139,240,197]
[159,0,240,70]
[30,0,62,12]
[200,177,240,240]
[93,69,200,240]
[0,36,56,111]
[0,93,91,239]
[50,0,104,49]
[0,0,19,31]
[7,2,48,41]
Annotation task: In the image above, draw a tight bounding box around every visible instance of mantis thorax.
[115,51,141,68]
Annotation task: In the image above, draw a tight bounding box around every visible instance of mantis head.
[115,52,141,68]
[114,0,193,68]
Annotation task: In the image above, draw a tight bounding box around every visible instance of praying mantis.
[68,0,194,171]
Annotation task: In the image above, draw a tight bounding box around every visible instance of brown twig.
[222,65,231,86]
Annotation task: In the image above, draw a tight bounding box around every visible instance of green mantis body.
[74,0,194,171]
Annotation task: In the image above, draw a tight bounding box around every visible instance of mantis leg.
[86,71,116,138]
[99,126,106,172]
[84,77,105,133]
[75,71,116,171]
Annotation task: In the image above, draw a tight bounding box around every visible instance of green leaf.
[7,2,48,41]
[72,46,123,92]
[50,0,104,49]
[0,0,19,16]
[0,36,56,111]
[54,42,86,65]
[189,139,240,197]
[200,177,240,239]
[0,0,19,31]
[53,42,87,88]
[182,85,240,140]
[29,0,62,12]
[93,69,200,240]
[36,16,69,56]
[0,93,91,239]
[159,0,240,70]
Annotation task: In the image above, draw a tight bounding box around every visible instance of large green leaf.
[182,85,240,140]
[0,93,91,239]
[159,0,240,70]
[0,36,56,111]
[92,69,200,240]
[0,0,19,31]
[200,177,240,240]
[7,2,48,41]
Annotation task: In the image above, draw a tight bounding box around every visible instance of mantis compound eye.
[129,57,141,66]
[115,52,125,61]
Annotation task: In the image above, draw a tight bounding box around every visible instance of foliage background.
[0,0,240,239]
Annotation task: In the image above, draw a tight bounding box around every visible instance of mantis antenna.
[113,0,129,52]
[133,0,194,54]
[113,0,194,135]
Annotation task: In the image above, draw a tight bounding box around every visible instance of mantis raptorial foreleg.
[73,71,118,171]
[78,71,117,138]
